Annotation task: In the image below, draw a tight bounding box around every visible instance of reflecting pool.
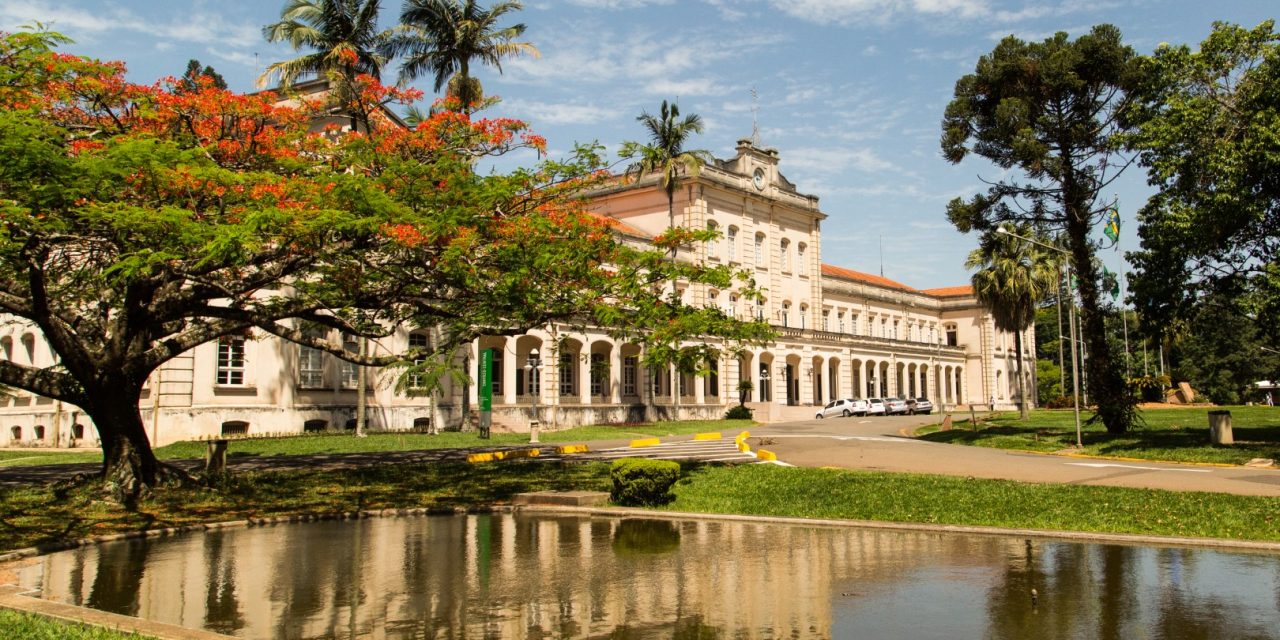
[13,513,1280,639]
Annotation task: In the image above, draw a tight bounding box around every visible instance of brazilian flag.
[1103,207,1121,243]
[1102,266,1120,300]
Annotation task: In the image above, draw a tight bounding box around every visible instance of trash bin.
[1208,410,1233,445]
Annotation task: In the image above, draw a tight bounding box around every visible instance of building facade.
[0,139,1034,448]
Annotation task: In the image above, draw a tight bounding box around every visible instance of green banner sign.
[479,349,493,412]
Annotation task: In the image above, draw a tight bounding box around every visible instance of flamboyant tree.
[0,29,771,502]
[942,25,1140,433]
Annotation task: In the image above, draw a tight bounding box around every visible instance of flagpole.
[1121,273,1131,378]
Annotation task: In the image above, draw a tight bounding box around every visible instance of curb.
[693,432,722,441]
[629,437,661,448]
[466,448,540,463]
[517,504,1280,553]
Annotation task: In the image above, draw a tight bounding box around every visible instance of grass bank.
[0,420,751,469]
[916,406,1280,465]
[665,464,1280,541]
[3,459,1278,555]
[0,609,151,639]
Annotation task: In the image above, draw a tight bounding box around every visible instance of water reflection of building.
[22,514,1280,639]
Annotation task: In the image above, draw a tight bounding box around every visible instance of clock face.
[752,168,766,190]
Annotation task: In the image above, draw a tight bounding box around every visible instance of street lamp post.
[996,225,1084,448]
[525,348,542,444]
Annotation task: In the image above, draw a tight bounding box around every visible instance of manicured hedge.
[610,458,680,506]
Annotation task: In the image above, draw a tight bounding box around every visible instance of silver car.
[907,397,934,415]
[884,397,909,415]
[815,398,865,419]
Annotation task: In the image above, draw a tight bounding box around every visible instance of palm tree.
[619,100,714,259]
[260,0,394,127]
[392,0,538,111]
[966,224,1058,419]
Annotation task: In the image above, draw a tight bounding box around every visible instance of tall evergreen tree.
[177,59,227,93]
[942,25,1141,433]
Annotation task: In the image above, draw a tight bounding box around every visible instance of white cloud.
[784,147,900,175]
[766,0,988,26]
[645,77,732,97]
[501,99,625,125]
[562,0,675,7]
[0,1,261,48]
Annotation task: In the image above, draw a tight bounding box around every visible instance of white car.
[815,398,865,419]
[865,398,887,416]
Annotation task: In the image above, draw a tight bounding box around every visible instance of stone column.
[610,344,623,404]
[580,344,592,405]
[502,338,517,405]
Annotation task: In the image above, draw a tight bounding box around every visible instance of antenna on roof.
[750,86,760,146]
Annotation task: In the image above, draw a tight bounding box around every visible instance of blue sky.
[2,1,1274,289]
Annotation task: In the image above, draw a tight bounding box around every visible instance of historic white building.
[0,139,1034,448]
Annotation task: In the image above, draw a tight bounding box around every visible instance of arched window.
[559,351,576,396]
[1,336,14,361]
[590,353,606,396]
[754,232,766,267]
[71,424,85,440]
[20,333,35,365]
[220,420,249,436]
[756,297,766,321]
[706,220,719,258]
[727,226,738,262]
[728,293,739,318]
[799,304,808,330]
[34,425,45,440]
[9,426,20,441]
[797,243,807,275]
[781,301,791,327]
[780,238,791,271]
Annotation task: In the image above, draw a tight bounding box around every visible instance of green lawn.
[664,464,1280,542]
[0,420,751,468]
[916,406,1280,465]
[0,609,152,640]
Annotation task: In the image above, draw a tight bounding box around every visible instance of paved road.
[750,414,1280,497]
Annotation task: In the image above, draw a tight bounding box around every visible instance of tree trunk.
[1066,210,1135,434]
[88,389,161,506]
[1014,330,1029,420]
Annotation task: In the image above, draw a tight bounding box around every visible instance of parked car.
[865,397,887,416]
[884,397,909,415]
[906,397,934,415]
[848,398,870,415]
[815,397,865,419]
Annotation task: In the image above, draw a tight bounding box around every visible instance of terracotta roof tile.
[919,285,974,297]
[589,213,651,239]
[820,264,918,292]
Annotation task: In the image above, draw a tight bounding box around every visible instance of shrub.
[1044,395,1077,409]
[610,458,680,506]
[724,405,753,420]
